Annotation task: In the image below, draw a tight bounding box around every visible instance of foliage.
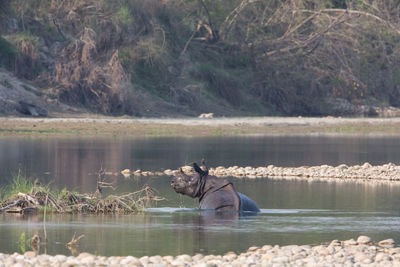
[2,0,400,116]
[114,6,133,27]
[0,0,12,18]
[8,32,39,46]
[0,36,17,69]
[192,62,242,106]
[118,48,132,69]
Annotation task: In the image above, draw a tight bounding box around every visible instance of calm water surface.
[0,136,400,256]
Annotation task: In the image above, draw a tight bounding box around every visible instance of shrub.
[0,36,17,69]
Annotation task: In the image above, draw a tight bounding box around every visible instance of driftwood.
[1,169,164,215]
[0,185,164,214]
[31,232,41,254]
[18,192,39,205]
[66,232,85,248]
[0,186,164,214]
[0,199,27,212]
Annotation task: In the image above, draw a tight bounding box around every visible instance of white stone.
[139,256,150,265]
[54,254,68,262]
[80,255,95,265]
[329,240,341,246]
[343,238,358,246]
[272,256,290,263]
[362,162,372,168]
[357,235,373,244]
[176,254,192,262]
[14,255,24,262]
[375,252,392,262]
[379,238,396,248]
[23,251,36,258]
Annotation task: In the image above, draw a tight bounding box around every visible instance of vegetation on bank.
[1,0,400,117]
[0,171,164,214]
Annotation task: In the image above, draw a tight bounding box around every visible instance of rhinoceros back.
[238,192,260,212]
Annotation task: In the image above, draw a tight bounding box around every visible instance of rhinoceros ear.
[200,158,209,174]
[193,162,206,176]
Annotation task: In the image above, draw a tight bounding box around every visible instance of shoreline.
[1,236,398,266]
[1,116,400,137]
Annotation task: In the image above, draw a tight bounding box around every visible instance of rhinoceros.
[171,162,260,212]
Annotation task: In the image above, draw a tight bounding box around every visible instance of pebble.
[344,238,358,246]
[357,235,373,245]
[379,238,396,248]
[3,236,399,266]
[24,251,36,258]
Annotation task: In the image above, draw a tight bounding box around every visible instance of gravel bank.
[1,236,398,266]
[123,163,400,183]
[207,162,400,181]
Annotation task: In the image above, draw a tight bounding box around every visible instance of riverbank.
[1,116,400,137]
[1,236,398,266]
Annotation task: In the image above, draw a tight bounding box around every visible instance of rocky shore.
[1,236,398,266]
[121,162,400,182]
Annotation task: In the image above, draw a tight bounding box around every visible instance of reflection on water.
[1,136,400,190]
[1,205,400,257]
[1,136,400,256]
[1,179,400,256]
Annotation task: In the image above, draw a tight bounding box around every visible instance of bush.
[192,63,242,106]
[0,36,17,69]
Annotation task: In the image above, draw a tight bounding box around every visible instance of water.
[1,136,400,256]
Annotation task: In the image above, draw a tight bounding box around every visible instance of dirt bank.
[1,116,400,137]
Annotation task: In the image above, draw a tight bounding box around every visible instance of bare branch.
[299,8,400,35]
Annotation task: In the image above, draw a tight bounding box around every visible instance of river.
[0,136,400,256]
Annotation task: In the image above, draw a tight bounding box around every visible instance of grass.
[0,171,52,201]
[1,171,34,201]
[8,32,39,46]
[0,173,67,204]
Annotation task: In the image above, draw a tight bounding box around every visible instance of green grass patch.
[118,48,132,69]
[0,171,52,201]
[115,6,133,27]
[8,32,39,46]
[1,171,34,200]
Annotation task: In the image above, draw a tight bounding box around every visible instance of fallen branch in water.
[66,232,85,248]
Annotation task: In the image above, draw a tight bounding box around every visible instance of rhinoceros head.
[171,163,206,198]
